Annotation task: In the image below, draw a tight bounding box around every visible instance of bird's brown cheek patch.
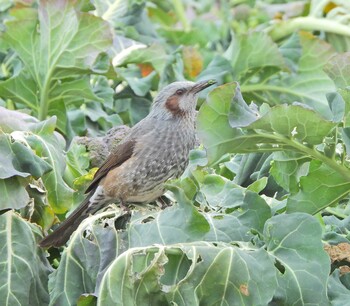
[165,95,185,116]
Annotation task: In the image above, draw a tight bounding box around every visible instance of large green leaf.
[49,185,274,305]
[272,33,335,117]
[129,186,210,247]
[0,107,74,213]
[328,270,350,305]
[98,213,328,305]
[198,174,244,208]
[264,213,330,305]
[324,52,350,88]
[0,106,39,133]
[98,243,278,306]
[287,160,350,214]
[0,177,29,211]
[270,151,309,193]
[0,211,51,306]
[0,132,52,179]
[49,210,126,306]
[0,0,112,134]
[197,82,242,165]
[198,82,336,161]
[224,31,286,79]
[25,117,74,213]
[198,83,350,214]
[241,33,336,118]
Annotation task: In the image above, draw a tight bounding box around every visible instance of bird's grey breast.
[128,117,196,191]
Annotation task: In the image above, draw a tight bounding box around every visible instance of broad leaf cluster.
[1,0,350,305]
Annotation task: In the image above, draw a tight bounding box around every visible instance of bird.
[39,79,216,248]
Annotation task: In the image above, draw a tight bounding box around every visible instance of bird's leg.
[119,199,130,213]
[157,196,171,209]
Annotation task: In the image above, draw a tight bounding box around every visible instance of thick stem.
[172,0,190,31]
[324,207,347,219]
[241,84,311,102]
[257,132,350,182]
[267,16,350,41]
[309,0,330,17]
[38,73,52,121]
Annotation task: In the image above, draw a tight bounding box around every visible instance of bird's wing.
[85,139,136,193]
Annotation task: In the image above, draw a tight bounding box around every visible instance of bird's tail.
[39,192,95,248]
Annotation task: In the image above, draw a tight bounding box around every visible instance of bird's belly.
[125,186,164,203]
[104,128,195,203]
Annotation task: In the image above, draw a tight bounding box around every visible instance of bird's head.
[150,80,216,119]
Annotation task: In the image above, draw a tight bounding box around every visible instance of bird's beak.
[190,79,217,94]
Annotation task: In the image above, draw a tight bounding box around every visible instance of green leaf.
[0,132,52,179]
[327,91,345,123]
[197,55,232,83]
[129,186,210,247]
[23,184,55,232]
[198,82,336,164]
[202,213,254,242]
[328,270,350,305]
[270,151,309,193]
[116,43,168,75]
[287,160,350,214]
[0,133,30,179]
[98,244,278,306]
[0,0,112,131]
[199,174,244,208]
[247,104,336,145]
[246,177,268,193]
[0,177,29,210]
[197,82,242,164]
[0,106,39,133]
[224,31,286,78]
[49,211,126,306]
[64,141,90,186]
[228,83,259,128]
[0,108,74,212]
[0,211,51,306]
[111,35,146,67]
[77,294,97,306]
[242,33,336,118]
[115,67,156,96]
[25,117,74,213]
[264,213,330,305]
[235,191,272,234]
[324,52,350,88]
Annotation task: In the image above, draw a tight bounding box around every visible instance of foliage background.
[1,0,350,305]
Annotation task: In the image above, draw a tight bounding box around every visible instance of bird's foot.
[120,200,130,213]
[157,196,172,209]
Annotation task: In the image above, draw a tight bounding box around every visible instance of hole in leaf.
[114,212,131,229]
[196,255,203,263]
[160,253,192,286]
[141,216,155,224]
[0,208,11,216]
[213,215,224,220]
[82,229,93,241]
[274,259,285,274]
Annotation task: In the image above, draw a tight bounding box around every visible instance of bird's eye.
[176,89,185,95]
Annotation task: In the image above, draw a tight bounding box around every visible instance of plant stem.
[324,207,347,219]
[241,84,311,100]
[257,132,350,182]
[6,99,15,110]
[267,16,350,41]
[38,73,52,121]
[172,0,190,31]
[309,0,329,17]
